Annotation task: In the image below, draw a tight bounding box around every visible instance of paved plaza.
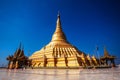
[0,67,120,80]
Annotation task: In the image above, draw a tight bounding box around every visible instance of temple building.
[100,47,116,67]
[6,44,28,69]
[29,13,115,68]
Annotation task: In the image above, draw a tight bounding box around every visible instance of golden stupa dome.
[29,13,82,59]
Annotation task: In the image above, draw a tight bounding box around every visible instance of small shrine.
[6,44,29,69]
[100,47,116,67]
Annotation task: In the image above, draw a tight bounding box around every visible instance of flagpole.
[96,46,101,66]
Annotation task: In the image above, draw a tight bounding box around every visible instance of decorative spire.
[56,11,62,30]
[19,42,22,49]
[87,54,91,60]
[51,12,67,43]
[104,47,110,57]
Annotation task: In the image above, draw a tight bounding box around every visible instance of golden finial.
[57,11,60,17]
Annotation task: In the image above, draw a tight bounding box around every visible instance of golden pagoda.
[29,13,99,68]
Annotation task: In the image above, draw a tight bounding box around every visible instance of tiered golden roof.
[6,44,28,69]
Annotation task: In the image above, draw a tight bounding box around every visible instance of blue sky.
[0,0,120,66]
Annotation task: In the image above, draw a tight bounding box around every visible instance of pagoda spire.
[56,11,61,28]
[51,12,67,43]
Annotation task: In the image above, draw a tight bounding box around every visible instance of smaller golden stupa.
[29,13,100,68]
